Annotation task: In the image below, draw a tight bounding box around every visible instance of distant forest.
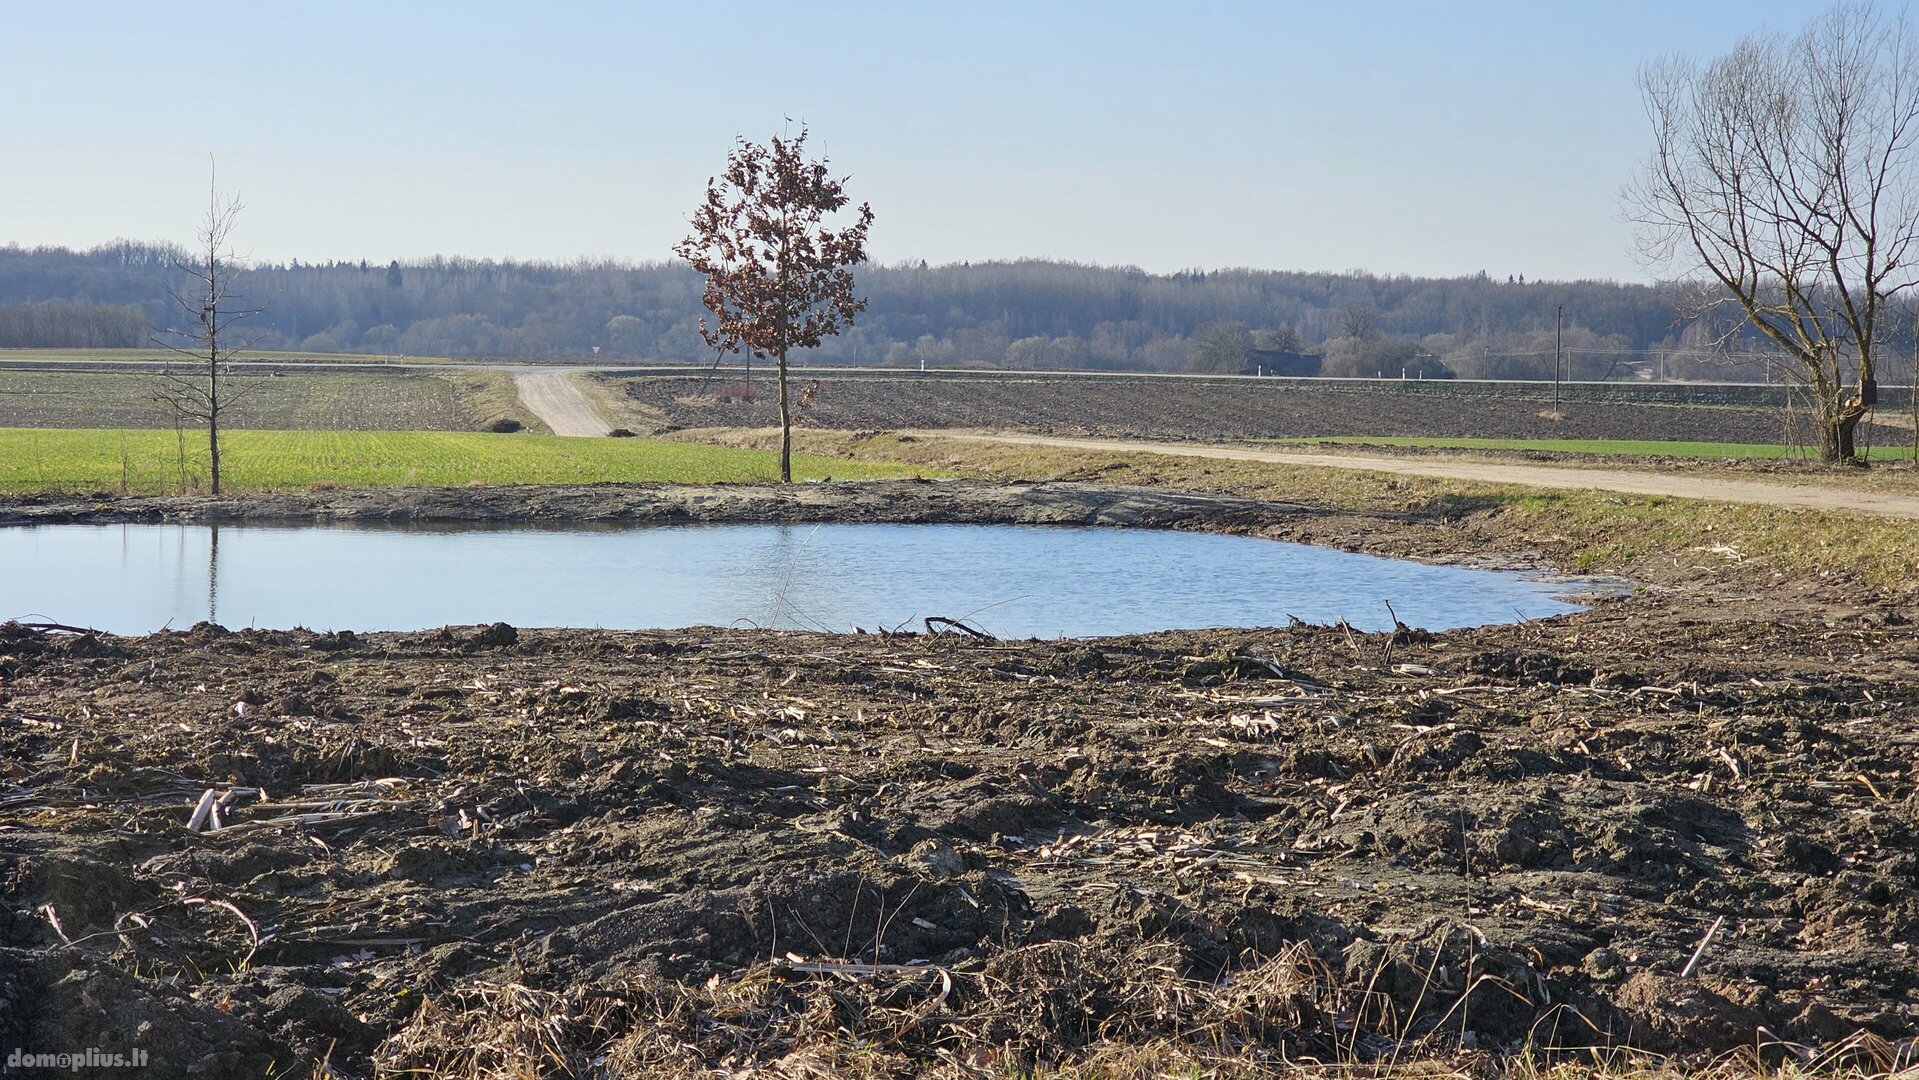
[0,239,1857,381]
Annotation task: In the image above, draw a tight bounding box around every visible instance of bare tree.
[1185,321,1253,373]
[1626,2,1919,463]
[1336,301,1378,342]
[676,127,873,482]
[154,167,261,494]
[1259,324,1303,353]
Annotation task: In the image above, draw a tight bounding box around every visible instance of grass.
[439,369,551,433]
[579,371,670,433]
[691,427,1919,595]
[0,428,929,494]
[1260,435,1798,459]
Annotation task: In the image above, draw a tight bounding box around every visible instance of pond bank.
[0,479,1292,529]
[0,479,1569,579]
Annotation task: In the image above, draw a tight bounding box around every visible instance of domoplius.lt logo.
[5,1046,150,1071]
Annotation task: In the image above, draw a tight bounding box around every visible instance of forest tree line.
[0,240,1868,381]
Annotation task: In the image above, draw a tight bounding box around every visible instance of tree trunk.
[1814,377,1876,465]
[208,350,222,495]
[1825,379,1877,465]
[1824,415,1854,464]
[777,347,792,483]
[1820,405,1870,464]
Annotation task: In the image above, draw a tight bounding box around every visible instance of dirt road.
[912,430,1919,517]
[512,369,609,436]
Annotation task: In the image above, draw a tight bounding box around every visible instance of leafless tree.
[1626,2,1919,463]
[1186,321,1253,373]
[1336,302,1378,342]
[154,167,262,494]
[1259,324,1303,353]
[676,127,873,482]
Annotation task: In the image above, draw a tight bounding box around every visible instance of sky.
[0,1,1853,283]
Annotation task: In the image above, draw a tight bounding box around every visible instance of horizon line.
[0,237,1660,289]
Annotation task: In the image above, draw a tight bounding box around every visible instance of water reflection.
[0,522,1587,637]
[207,524,219,626]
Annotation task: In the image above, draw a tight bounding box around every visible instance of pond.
[0,522,1585,637]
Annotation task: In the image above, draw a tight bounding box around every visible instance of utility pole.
[1554,305,1563,408]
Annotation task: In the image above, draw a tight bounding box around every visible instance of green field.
[0,428,925,494]
[1262,435,1799,459]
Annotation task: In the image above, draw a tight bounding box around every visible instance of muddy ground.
[0,481,1298,536]
[2,483,1918,1078]
[604,373,1899,447]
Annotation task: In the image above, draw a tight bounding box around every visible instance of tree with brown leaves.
[676,128,873,482]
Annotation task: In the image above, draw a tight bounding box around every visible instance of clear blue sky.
[1,1,1846,282]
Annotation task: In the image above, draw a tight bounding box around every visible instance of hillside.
[0,241,1733,378]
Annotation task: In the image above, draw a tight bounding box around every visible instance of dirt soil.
[606,373,1908,447]
[898,433,1919,518]
[0,370,485,432]
[513,371,611,438]
[0,481,1301,537]
[3,484,1918,1078]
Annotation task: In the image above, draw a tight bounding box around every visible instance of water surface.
[0,522,1583,637]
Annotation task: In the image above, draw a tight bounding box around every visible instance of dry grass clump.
[367,941,1388,1079]
[442,370,552,433]
[370,980,630,1077]
[576,371,671,434]
[364,937,1919,1079]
